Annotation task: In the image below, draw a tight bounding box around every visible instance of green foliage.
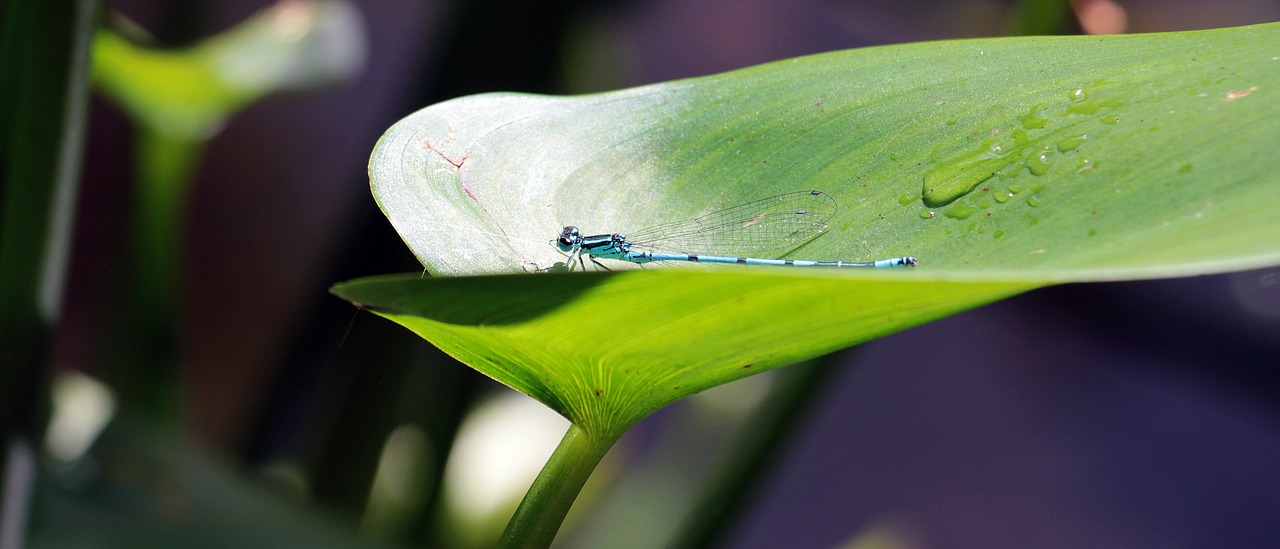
[0,0,96,470]
[1,0,96,544]
[343,22,1280,547]
[94,0,364,138]
[352,21,1280,431]
[333,272,1031,436]
[90,0,366,420]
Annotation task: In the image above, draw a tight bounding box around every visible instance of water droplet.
[1056,134,1086,152]
[1026,195,1041,207]
[1179,162,1193,174]
[1019,104,1049,130]
[992,137,1017,155]
[1065,82,1123,115]
[898,192,916,205]
[1101,114,1119,124]
[976,225,987,234]
[1026,149,1055,176]
[1076,158,1095,172]
[1068,88,1087,102]
[919,210,936,219]
[993,191,1012,204]
[1088,228,1097,237]
[922,138,1020,207]
[993,229,1005,239]
[946,118,958,126]
[1028,216,1039,226]
[1007,184,1022,194]
[996,163,1023,181]
[890,153,899,161]
[944,202,980,220]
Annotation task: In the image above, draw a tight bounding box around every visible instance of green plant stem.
[134,127,200,315]
[111,126,203,422]
[0,0,96,427]
[497,423,619,549]
[0,0,96,544]
[669,354,845,549]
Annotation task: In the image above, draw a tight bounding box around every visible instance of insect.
[553,190,916,271]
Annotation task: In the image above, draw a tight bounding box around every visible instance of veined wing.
[625,190,836,258]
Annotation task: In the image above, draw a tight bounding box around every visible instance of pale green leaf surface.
[372,23,1280,279]
[350,23,1280,434]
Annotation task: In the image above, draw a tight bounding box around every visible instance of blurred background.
[22,0,1280,547]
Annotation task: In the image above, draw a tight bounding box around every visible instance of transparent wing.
[625,190,836,258]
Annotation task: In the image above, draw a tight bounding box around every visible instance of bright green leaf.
[370,23,1280,281]
[333,271,1032,435]
[351,23,1280,432]
[348,22,1280,547]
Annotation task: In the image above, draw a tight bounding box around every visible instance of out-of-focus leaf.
[93,0,365,138]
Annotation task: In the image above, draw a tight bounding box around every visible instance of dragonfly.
[553,190,916,271]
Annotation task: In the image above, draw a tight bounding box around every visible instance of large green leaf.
[369,23,1279,280]
[346,22,1280,435]
[334,271,1030,435]
[342,22,1280,547]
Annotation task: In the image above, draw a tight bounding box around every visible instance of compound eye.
[557,226,580,246]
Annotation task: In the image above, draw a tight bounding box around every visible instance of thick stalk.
[111,126,202,423]
[0,0,96,546]
[497,423,620,549]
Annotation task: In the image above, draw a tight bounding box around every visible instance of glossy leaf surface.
[348,23,1280,433]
